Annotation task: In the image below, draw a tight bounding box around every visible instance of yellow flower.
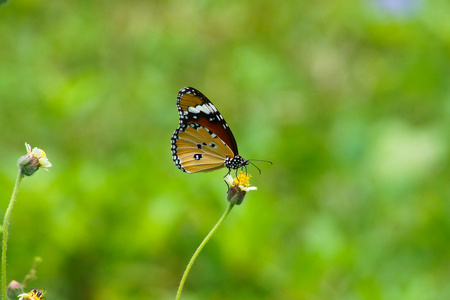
[17,142,52,176]
[224,172,257,205]
[18,289,44,300]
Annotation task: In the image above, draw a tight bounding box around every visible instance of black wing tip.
[179,86,208,97]
[178,87,211,106]
[180,86,197,93]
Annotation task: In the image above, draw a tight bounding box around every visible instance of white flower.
[26,142,52,170]
[18,142,52,175]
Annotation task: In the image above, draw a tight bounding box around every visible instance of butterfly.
[171,87,249,174]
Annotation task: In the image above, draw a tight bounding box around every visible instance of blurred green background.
[1,0,449,299]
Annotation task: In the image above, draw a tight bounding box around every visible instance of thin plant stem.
[2,170,24,300]
[175,202,235,300]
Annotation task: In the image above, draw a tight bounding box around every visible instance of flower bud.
[17,153,40,176]
[226,184,247,205]
[7,280,24,299]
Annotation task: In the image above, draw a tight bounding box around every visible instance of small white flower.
[26,142,52,170]
[18,143,52,175]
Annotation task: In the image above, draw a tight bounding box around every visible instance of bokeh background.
[1,0,449,299]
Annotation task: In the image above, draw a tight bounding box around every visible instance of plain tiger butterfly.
[171,87,249,174]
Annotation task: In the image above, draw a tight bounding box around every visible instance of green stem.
[2,170,24,300]
[175,202,235,300]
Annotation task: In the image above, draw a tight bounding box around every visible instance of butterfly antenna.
[248,161,262,175]
[248,159,273,165]
[247,159,273,175]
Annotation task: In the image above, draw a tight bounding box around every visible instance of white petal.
[32,147,43,158]
[239,185,257,192]
[224,174,234,185]
[39,158,52,168]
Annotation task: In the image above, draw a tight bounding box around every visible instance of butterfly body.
[171,87,248,174]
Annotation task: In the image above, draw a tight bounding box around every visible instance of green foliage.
[1,0,449,299]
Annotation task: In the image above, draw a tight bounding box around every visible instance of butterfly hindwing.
[174,124,234,173]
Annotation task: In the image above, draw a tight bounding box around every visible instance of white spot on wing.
[196,104,212,114]
[188,106,200,114]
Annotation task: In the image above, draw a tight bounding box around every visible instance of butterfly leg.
[223,170,231,189]
[223,168,231,178]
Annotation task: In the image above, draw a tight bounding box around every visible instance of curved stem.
[2,170,24,300]
[175,202,235,300]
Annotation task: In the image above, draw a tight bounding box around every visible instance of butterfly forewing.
[177,87,239,154]
[171,87,248,174]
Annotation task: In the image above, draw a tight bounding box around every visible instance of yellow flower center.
[40,150,47,159]
[18,289,44,300]
[233,171,251,188]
